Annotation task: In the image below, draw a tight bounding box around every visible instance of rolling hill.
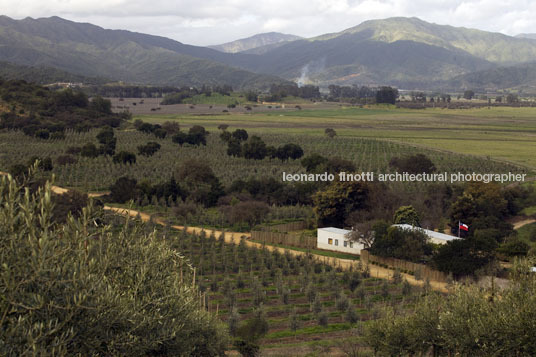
[0,61,108,85]
[444,62,536,92]
[0,16,287,89]
[209,32,301,53]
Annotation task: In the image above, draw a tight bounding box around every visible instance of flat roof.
[392,224,461,242]
[318,227,351,235]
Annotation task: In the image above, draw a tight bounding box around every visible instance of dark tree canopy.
[432,235,497,277]
[369,226,433,263]
[313,181,369,226]
[110,176,138,203]
[242,136,267,160]
[301,154,328,172]
[375,86,399,104]
[389,153,436,174]
[232,129,248,141]
[113,151,136,165]
[137,142,161,157]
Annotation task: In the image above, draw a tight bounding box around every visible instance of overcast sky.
[1,0,535,46]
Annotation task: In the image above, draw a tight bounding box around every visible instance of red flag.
[459,222,469,231]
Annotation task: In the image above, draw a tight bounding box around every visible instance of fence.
[251,230,316,249]
[260,221,308,232]
[360,250,448,283]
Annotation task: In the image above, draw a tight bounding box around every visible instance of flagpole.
[458,220,460,238]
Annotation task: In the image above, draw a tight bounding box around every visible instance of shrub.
[0,174,229,355]
[113,151,136,165]
[110,176,138,203]
[137,142,161,157]
[56,154,77,166]
[497,237,530,257]
[80,143,99,158]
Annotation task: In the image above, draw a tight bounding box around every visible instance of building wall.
[430,237,452,245]
[317,229,363,254]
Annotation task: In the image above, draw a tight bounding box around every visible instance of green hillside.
[0,61,107,84]
[445,62,536,92]
[314,17,536,64]
[227,17,536,88]
[0,16,287,89]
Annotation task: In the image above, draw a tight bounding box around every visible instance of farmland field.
[0,124,526,192]
[165,227,423,356]
[133,105,536,171]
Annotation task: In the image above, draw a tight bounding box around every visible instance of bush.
[223,201,270,227]
[365,258,536,356]
[137,142,161,157]
[497,237,530,257]
[80,143,99,158]
[0,175,229,355]
[56,154,78,166]
[113,151,136,165]
[51,190,88,223]
[110,176,138,203]
[389,153,436,174]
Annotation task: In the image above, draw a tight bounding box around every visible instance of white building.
[392,224,461,245]
[317,227,364,254]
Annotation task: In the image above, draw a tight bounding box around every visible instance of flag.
[459,222,469,231]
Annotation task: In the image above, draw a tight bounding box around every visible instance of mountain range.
[1,15,536,91]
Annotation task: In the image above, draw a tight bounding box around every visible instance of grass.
[521,206,536,216]
[135,105,536,171]
[517,222,536,245]
[181,92,251,106]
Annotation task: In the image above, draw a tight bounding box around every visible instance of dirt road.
[513,218,536,230]
[104,206,448,292]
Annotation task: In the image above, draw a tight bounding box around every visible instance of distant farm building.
[317,227,364,254]
[392,224,462,245]
[317,224,461,255]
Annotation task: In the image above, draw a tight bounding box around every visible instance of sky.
[1,0,536,46]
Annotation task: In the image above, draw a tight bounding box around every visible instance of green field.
[136,105,536,171]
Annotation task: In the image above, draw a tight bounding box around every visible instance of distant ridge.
[515,33,536,40]
[209,32,302,53]
[0,61,108,85]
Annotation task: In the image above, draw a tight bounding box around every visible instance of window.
[335,239,339,246]
[328,238,333,245]
[344,241,348,247]
[349,242,354,248]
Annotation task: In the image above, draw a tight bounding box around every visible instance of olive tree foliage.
[364,257,536,356]
[0,173,229,356]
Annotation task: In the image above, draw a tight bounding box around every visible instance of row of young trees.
[327,85,398,104]
[160,85,233,105]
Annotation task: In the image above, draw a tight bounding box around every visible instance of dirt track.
[104,206,448,292]
[513,218,536,230]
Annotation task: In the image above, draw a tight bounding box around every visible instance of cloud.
[1,0,535,45]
